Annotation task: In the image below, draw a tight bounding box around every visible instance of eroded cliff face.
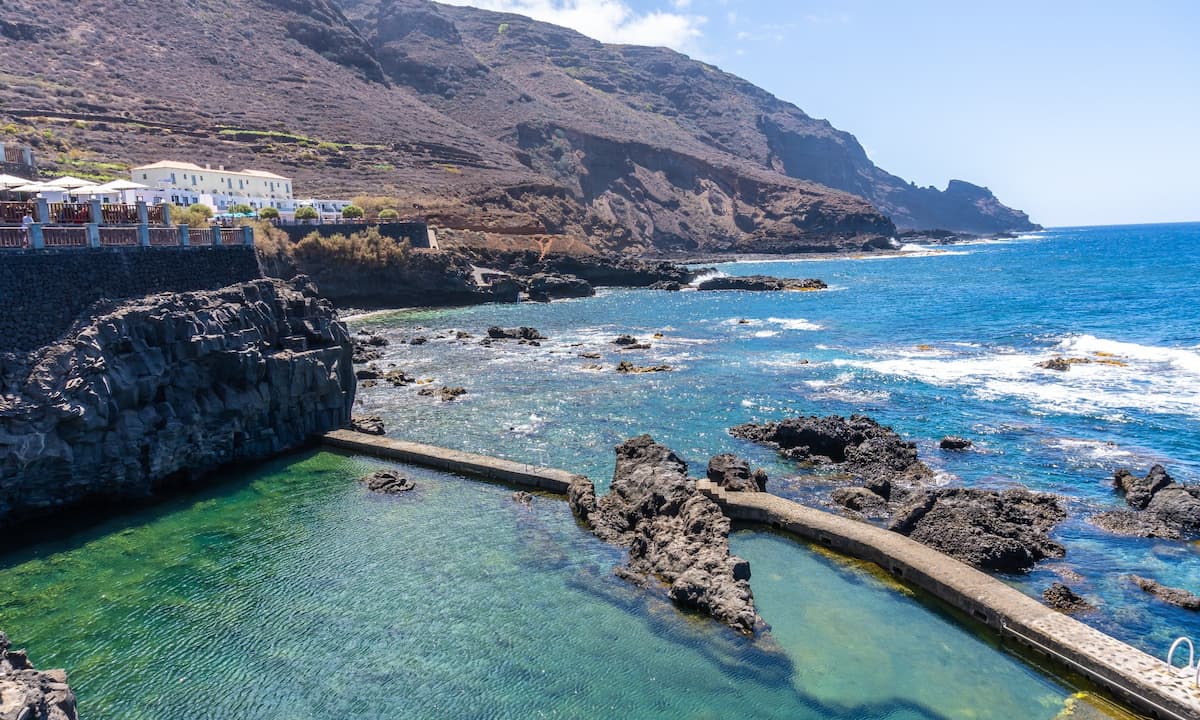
[0,278,355,529]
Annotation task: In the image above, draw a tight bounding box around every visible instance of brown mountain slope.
[340,0,1038,234]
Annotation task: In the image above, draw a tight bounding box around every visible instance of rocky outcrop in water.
[1128,575,1200,610]
[939,436,973,451]
[567,435,760,634]
[417,386,467,402]
[616,361,672,374]
[0,631,76,720]
[1042,583,1095,614]
[0,277,355,529]
[888,488,1066,573]
[696,276,827,292]
[730,414,932,488]
[350,415,386,435]
[361,470,416,494]
[486,326,545,341]
[1092,465,1200,539]
[706,454,767,492]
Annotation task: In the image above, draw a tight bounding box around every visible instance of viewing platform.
[0,198,253,250]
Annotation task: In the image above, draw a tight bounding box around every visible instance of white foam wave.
[689,269,728,286]
[767,317,823,331]
[838,334,1200,418]
[754,330,780,338]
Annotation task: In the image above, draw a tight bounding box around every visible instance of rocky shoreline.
[0,631,76,720]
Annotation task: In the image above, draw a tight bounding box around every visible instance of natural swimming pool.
[0,451,1128,718]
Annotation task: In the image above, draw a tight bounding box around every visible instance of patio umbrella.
[95,179,149,203]
[10,182,61,193]
[46,176,97,190]
[0,174,31,190]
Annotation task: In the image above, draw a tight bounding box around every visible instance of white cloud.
[439,1,707,52]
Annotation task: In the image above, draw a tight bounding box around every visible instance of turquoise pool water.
[0,452,1114,718]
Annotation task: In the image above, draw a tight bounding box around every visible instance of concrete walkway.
[320,429,1200,720]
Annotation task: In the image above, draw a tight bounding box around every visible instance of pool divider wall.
[321,429,1200,720]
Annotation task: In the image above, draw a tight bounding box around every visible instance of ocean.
[1,222,1195,718]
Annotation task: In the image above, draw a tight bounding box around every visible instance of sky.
[440,0,1200,227]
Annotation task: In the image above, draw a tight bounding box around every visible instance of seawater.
[0,452,1116,718]
[348,223,1200,653]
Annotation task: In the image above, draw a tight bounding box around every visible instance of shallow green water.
[0,452,1102,718]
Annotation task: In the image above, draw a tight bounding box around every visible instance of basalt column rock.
[568,435,760,634]
[0,277,356,529]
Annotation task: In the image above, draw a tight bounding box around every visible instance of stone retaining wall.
[0,246,261,353]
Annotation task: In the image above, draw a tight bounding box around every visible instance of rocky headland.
[567,436,760,634]
[696,276,828,292]
[0,631,76,720]
[0,277,355,530]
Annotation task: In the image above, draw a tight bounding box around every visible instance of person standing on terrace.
[21,211,33,247]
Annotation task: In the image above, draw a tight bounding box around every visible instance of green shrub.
[295,206,319,223]
[229,203,254,215]
[294,227,411,271]
[378,208,399,221]
[341,204,364,219]
[259,206,280,220]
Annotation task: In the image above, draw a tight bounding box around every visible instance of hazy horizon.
[442,0,1200,228]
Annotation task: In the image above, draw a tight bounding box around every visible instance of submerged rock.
[888,487,1066,573]
[696,275,827,292]
[616,361,672,374]
[706,454,767,492]
[568,436,760,634]
[612,334,639,346]
[730,414,932,487]
[1128,575,1200,610]
[361,470,415,494]
[1042,583,1095,614]
[417,386,467,402]
[0,631,77,720]
[512,491,535,506]
[350,415,385,436]
[1035,357,1092,372]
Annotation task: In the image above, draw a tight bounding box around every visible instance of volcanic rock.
[417,386,467,401]
[525,273,595,302]
[888,487,1067,573]
[939,436,973,451]
[1128,575,1200,610]
[361,470,416,494]
[350,415,385,436]
[1093,465,1200,539]
[0,630,77,720]
[696,275,827,292]
[1042,583,1095,614]
[568,435,760,633]
[730,414,933,487]
[831,486,889,516]
[706,454,767,492]
[612,335,639,346]
[487,326,545,341]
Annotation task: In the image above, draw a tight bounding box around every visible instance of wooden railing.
[101,204,139,225]
[2,147,21,164]
[98,227,139,246]
[149,227,181,246]
[0,201,35,224]
[219,228,242,246]
[49,203,91,224]
[0,227,27,248]
[147,204,165,225]
[42,227,88,247]
[189,227,216,246]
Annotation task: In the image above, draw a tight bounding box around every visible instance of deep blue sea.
[352,223,1200,654]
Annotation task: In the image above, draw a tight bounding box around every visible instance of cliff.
[0,0,1033,256]
[0,277,355,529]
[0,631,76,720]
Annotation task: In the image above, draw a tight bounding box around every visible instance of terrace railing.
[219,228,242,246]
[148,227,181,246]
[0,227,26,248]
[147,204,165,225]
[101,203,139,225]
[49,203,91,224]
[189,227,217,246]
[98,227,139,247]
[42,226,88,248]
[0,201,35,224]
[2,147,20,164]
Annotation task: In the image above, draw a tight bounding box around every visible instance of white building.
[129,161,353,223]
